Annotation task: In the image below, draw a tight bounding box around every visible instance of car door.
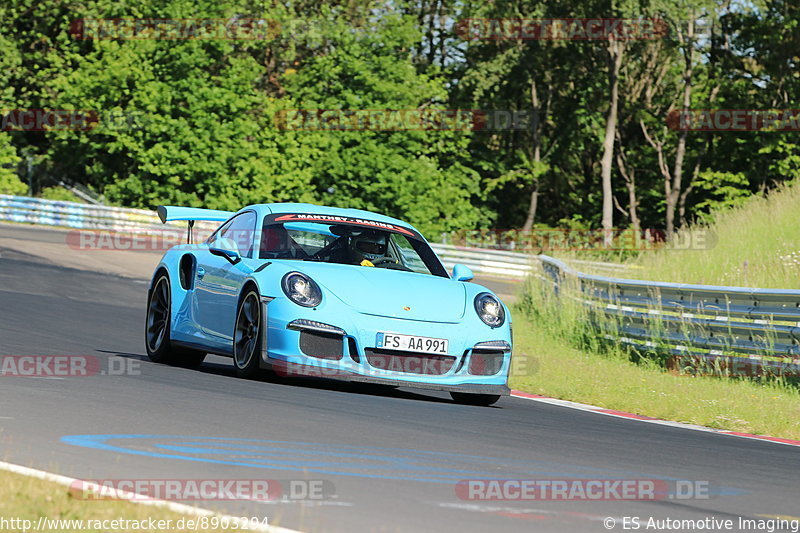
[195,211,257,341]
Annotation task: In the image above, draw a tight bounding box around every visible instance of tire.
[233,289,263,379]
[450,392,501,407]
[145,273,206,368]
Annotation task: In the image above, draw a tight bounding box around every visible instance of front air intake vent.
[468,350,505,375]
[299,331,343,360]
[365,349,455,375]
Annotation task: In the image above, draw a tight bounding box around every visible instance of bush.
[0,133,24,195]
[0,173,27,195]
[39,186,80,202]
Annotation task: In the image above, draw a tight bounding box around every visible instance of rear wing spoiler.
[157,206,235,224]
[156,206,236,243]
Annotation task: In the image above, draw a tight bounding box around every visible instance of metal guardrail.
[430,244,639,278]
[429,243,534,279]
[0,194,222,236]
[539,255,800,373]
[0,195,159,230]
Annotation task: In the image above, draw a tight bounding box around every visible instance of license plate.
[376,332,449,354]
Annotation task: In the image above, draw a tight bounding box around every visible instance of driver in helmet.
[348,230,388,266]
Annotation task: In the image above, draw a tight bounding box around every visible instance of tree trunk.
[665,19,694,238]
[616,147,640,233]
[522,79,542,232]
[600,38,624,243]
[522,181,539,232]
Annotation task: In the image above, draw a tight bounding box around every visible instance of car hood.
[293,263,467,323]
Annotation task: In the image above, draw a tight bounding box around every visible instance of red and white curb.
[0,461,302,533]
[510,390,800,448]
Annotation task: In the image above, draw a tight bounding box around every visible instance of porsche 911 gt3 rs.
[145,203,512,406]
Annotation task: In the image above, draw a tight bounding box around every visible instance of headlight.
[281,272,322,307]
[474,292,505,328]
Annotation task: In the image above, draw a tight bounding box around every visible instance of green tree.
[284,13,483,235]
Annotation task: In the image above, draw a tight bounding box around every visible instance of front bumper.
[261,298,512,395]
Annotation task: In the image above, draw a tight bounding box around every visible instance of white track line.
[0,461,303,533]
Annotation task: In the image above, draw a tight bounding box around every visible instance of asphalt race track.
[1,227,799,532]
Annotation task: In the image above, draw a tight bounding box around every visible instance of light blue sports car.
[145,203,512,406]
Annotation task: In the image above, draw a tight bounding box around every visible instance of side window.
[208,212,257,258]
[390,234,429,274]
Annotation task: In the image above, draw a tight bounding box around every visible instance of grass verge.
[0,468,260,533]
[630,181,800,288]
[508,276,800,440]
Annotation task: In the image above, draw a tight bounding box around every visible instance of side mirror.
[451,263,474,282]
[209,237,241,265]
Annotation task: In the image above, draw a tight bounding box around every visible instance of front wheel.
[450,392,501,407]
[145,273,206,368]
[233,289,263,379]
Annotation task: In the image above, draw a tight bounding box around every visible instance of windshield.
[259,218,447,277]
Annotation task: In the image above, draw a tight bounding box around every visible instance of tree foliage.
[0,0,797,237]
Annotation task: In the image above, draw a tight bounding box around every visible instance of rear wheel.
[450,392,501,407]
[145,273,206,368]
[233,289,263,379]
